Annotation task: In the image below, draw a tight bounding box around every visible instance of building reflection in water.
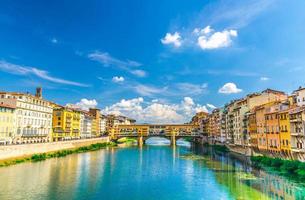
[192,144,305,200]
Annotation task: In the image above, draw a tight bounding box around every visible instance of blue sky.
[1,0,305,123]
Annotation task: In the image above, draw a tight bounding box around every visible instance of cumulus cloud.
[196,26,238,49]
[218,82,242,94]
[102,97,144,117]
[0,60,89,87]
[67,99,98,111]
[195,105,209,113]
[101,97,210,124]
[260,77,269,81]
[161,32,182,47]
[88,51,147,77]
[112,76,125,83]
[142,103,184,123]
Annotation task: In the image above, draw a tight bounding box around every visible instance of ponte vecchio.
[110,124,200,146]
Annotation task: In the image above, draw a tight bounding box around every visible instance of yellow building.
[52,106,81,141]
[278,109,292,157]
[0,104,15,144]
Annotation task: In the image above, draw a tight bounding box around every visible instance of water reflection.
[145,137,191,147]
[0,145,304,200]
[192,144,305,200]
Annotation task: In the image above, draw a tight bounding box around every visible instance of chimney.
[36,87,42,98]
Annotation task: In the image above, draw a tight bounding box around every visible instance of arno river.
[0,138,305,200]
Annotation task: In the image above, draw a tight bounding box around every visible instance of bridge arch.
[111,124,200,146]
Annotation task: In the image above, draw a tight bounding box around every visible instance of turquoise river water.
[0,139,305,200]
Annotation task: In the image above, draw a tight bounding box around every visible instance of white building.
[80,111,93,138]
[0,88,53,144]
[292,87,305,107]
[289,106,305,161]
[100,115,107,135]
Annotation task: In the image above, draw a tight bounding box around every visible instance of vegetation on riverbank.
[251,156,305,181]
[0,142,116,167]
[117,137,137,146]
[180,153,207,160]
[212,144,230,153]
[202,143,230,153]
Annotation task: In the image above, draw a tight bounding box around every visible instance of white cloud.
[207,0,274,29]
[195,105,209,113]
[181,97,195,116]
[0,60,89,87]
[112,76,125,83]
[51,38,58,44]
[196,26,238,49]
[206,103,217,109]
[193,26,213,35]
[70,99,98,111]
[88,51,147,77]
[142,103,184,124]
[176,83,208,95]
[88,52,141,68]
[130,69,147,77]
[260,77,269,81]
[133,84,166,97]
[161,32,182,47]
[102,97,180,123]
[218,82,242,94]
[101,97,210,124]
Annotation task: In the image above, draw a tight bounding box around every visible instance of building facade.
[0,88,53,144]
[0,103,15,144]
[52,106,81,141]
[80,111,92,138]
[289,107,305,161]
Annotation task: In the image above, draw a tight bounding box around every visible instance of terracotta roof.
[0,102,16,109]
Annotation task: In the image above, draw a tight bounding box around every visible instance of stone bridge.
[110,124,201,146]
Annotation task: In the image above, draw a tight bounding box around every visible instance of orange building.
[255,105,268,151]
[265,109,281,153]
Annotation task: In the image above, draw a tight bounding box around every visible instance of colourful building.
[0,103,16,144]
[289,107,305,161]
[0,88,53,144]
[255,105,268,151]
[265,109,281,153]
[278,109,292,157]
[52,106,81,141]
[248,111,257,150]
[89,108,101,137]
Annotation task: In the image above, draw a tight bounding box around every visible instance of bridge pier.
[137,136,145,147]
[170,135,176,146]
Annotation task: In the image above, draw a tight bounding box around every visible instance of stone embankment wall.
[0,137,110,161]
[226,145,253,156]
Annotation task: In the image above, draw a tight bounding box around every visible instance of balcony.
[291,147,305,153]
[290,118,302,123]
[290,132,304,137]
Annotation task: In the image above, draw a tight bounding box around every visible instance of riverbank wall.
[0,137,110,161]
